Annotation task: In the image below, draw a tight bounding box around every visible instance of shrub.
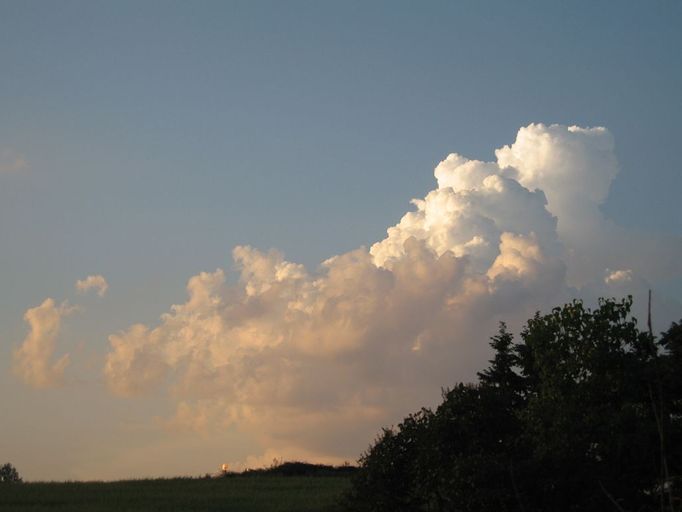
[0,463,22,483]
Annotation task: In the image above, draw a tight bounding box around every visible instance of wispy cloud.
[0,148,29,174]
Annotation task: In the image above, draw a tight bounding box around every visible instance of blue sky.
[1,1,681,480]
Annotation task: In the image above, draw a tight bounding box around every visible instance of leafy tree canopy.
[344,297,682,511]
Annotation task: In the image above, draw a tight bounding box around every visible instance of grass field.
[0,475,352,512]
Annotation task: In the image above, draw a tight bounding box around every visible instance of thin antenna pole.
[648,289,675,511]
[648,289,653,337]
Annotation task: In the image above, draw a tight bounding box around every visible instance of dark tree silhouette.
[0,463,22,483]
[344,297,682,512]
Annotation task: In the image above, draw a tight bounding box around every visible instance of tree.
[0,463,22,483]
[344,297,682,512]
[343,408,433,512]
[345,326,529,511]
[477,323,520,391]
[516,298,662,510]
[424,383,522,511]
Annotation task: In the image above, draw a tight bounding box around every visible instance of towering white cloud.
[13,298,74,389]
[75,275,109,297]
[496,124,682,286]
[103,123,682,466]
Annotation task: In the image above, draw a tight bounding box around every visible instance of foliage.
[344,297,682,511]
[0,463,22,484]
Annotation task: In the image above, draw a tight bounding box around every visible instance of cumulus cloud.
[605,269,633,285]
[496,124,682,286]
[13,298,75,389]
[75,275,109,297]
[0,148,28,174]
[103,123,682,466]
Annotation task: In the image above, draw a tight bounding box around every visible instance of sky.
[1,0,681,481]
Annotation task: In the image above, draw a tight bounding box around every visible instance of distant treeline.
[223,461,359,478]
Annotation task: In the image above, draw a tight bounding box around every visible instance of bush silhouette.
[0,463,22,483]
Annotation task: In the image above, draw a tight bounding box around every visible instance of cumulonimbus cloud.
[103,123,682,466]
[13,298,75,389]
[75,274,109,297]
